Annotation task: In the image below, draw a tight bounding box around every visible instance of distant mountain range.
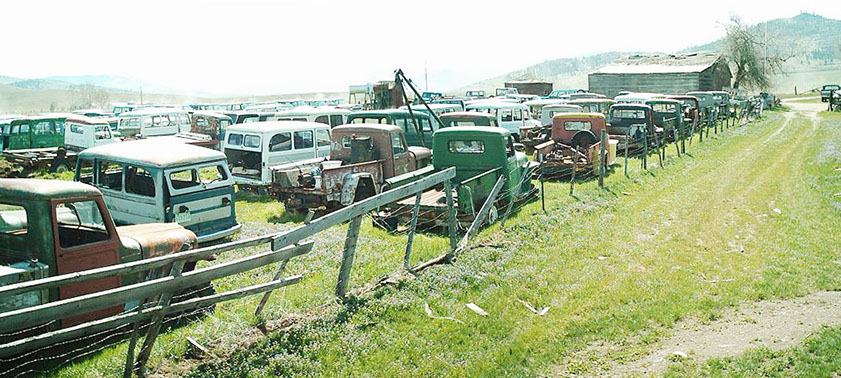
[455,12,841,94]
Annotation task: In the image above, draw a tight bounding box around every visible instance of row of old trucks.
[0,87,757,351]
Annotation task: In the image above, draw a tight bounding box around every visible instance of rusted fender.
[117,223,198,259]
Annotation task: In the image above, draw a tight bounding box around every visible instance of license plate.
[175,211,191,224]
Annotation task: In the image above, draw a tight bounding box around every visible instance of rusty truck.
[0,179,203,337]
[270,124,432,212]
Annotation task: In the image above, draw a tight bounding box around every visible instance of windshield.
[611,109,646,119]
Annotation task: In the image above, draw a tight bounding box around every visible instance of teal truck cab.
[346,109,436,148]
[75,139,241,244]
[645,99,684,141]
[606,103,657,152]
[376,127,538,230]
[0,179,198,330]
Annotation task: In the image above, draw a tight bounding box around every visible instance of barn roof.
[591,53,723,75]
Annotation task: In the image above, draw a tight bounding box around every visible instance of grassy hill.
[456,12,841,95]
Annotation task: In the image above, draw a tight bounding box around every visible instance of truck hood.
[117,223,198,260]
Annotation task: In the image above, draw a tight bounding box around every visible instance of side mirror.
[513,143,526,152]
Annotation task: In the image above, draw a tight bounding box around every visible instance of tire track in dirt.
[608,105,834,376]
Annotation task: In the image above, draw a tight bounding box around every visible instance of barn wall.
[505,82,554,96]
[588,73,701,98]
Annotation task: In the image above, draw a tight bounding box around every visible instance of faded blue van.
[74,139,241,244]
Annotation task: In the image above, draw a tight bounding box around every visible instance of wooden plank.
[271,167,456,251]
[459,175,505,248]
[335,217,362,299]
[444,180,457,258]
[0,232,278,300]
[0,242,312,334]
[0,276,303,359]
[403,192,423,270]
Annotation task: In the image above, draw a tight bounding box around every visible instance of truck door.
[52,197,121,327]
[8,122,29,150]
[504,135,522,201]
[390,131,412,176]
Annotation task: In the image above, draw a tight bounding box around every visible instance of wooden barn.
[505,79,554,96]
[588,53,731,98]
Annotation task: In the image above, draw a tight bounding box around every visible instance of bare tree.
[70,84,111,109]
[724,16,790,90]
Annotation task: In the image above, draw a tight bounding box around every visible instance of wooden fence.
[0,167,460,377]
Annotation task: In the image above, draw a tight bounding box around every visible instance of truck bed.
[396,188,455,208]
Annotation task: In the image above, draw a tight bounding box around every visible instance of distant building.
[505,79,554,97]
[588,53,732,98]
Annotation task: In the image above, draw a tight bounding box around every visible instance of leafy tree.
[724,16,789,90]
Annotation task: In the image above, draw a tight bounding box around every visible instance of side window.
[55,120,65,134]
[506,136,515,157]
[70,124,85,134]
[268,132,292,152]
[77,158,95,184]
[391,132,406,155]
[500,109,513,122]
[341,135,352,148]
[418,117,433,131]
[227,133,243,146]
[294,130,313,149]
[314,115,329,125]
[33,121,52,135]
[0,203,28,238]
[198,165,228,184]
[512,109,523,121]
[95,125,111,140]
[316,129,330,147]
[55,200,109,249]
[330,114,344,126]
[169,169,199,189]
[98,162,124,191]
[19,123,30,134]
[11,125,19,134]
[394,117,409,132]
[125,166,156,197]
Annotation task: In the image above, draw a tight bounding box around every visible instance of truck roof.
[79,139,226,168]
[226,120,329,134]
[0,178,101,201]
[434,126,511,139]
[553,112,606,120]
[65,115,111,125]
[349,109,430,117]
[332,124,402,134]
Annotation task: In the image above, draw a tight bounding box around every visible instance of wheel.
[49,160,71,173]
[487,204,499,225]
[570,130,598,150]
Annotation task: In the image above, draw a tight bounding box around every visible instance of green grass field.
[43,108,841,377]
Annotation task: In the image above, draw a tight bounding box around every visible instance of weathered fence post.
[254,259,289,318]
[642,127,648,170]
[403,192,423,270]
[444,180,457,260]
[335,217,362,299]
[134,259,186,376]
[569,147,578,195]
[599,129,606,188]
[624,128,630,177]
[540,177,546,213]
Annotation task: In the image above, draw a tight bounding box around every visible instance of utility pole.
[424,61,428,92]
[764,22,768,76]
[140,85,143,105]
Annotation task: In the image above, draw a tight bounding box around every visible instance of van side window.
[316,129,330,147]
[269,132,292,151]
[294,130,313,149]
[501,109,513,122]
[169,169,199,189]
[95,125,111,140]
[391,132,406,155]
[125,166,156,197]
[19,123,30,134]
[418,117,433,131]
[70,124,85,134]
[78,158,95,184]
[330,115,344,126]
[98,161,124,191]
[0,203,28,239]
[512,109,523,121]
[227,133,243,146]
[33,121,53,135]
[314,115,329,125]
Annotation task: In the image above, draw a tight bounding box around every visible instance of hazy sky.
[2,0,840,96]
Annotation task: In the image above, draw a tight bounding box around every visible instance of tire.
[570,130,598,150]
[49,160,71,173]
[487,204,499,225]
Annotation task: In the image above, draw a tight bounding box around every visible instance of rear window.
[70,124,85,134]
[243,135,261,148]
[652,104,678,112]
[227,133,243,146]
[269,132,292,151]
[564,121,592,131]
[448,140,485,154]
[350,117,385,124]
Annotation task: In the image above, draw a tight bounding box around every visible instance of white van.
[464,101,541,140]
[117,108,191,138]
[523,98,569,120]
[224,121,332,187]
[269,106,350,127]
[64,115,119,151]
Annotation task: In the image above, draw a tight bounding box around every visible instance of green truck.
[0,179,201,335]
[375,127,538,230]
[1,115,78,175]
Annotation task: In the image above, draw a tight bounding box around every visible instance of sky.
[1,0,840,96]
